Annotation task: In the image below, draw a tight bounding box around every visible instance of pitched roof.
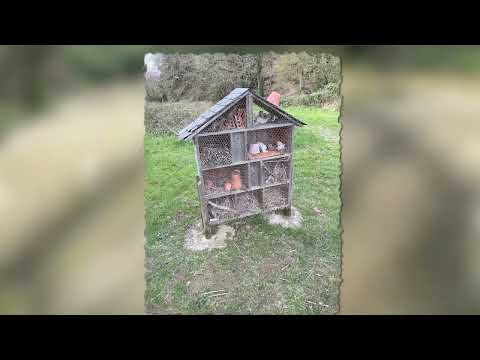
[177,88,305,140]
[177,88,249,140]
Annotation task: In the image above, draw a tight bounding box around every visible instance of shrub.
[282,82,341,110]
[144,100,213,135]
[273,52,341,95]
[145,53,258,102]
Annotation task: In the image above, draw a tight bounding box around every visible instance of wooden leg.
[204,224,218,239]
[282,206,292,217]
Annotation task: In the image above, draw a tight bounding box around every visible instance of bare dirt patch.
[184,221,235,251]
[263,207,303,229]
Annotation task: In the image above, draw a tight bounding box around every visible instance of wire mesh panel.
[204,98,247,133]
[202,165,248,197]
[247,126,291,160]
[208,190,262,224]
[252,97,290,127]
[264,185,289,211]
[198,134,232,168]
[263,159,290,186]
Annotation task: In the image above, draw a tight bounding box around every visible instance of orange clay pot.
[231,170,242,190]
[224,182,232,191]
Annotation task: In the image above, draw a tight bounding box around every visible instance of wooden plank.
[193,137,202,177]
[247,150,281,160]
[204,181,289,200]
[287,127,295,208]
[249,161,258,188]
[244,130,248,162]
[196,122,293,137]
[231,132,245,163]
[195,175,209,231]
[194,137,211,231]
[209,209,262,226]
[261,188,265,210]
[250,123,294,131]
[265,205,289,213]
[259,159,264,187]
[201,153,290,171]
[246,93,253,128]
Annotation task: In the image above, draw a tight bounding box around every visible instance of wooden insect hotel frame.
[178,88,306,234]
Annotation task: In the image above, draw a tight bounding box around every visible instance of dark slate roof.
[177,88,306,140]
[177,88,249,140]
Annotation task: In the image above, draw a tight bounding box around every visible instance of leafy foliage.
[283,83,342,110]
[146,52,342,109]
[147,53,258,102]
[144,100,213,135]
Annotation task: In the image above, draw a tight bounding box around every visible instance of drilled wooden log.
[208,200,235,212]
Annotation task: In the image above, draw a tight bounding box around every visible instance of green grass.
[144,107,342,314]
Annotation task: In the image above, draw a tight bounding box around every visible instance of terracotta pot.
[224,182,232,191]
[231,170,242,190]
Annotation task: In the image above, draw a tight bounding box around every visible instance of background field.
[144,107,341,314]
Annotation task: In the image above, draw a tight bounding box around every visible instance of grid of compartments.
[197,97,294,225]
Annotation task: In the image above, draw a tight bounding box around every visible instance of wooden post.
[286,127,295,215]
[204,223,217,238]
[231,132,245,163]
[282,207,292,217]
[195,175,209,232]
[259,160,264,187]
[246,94,253,128]
[193,137,211,235]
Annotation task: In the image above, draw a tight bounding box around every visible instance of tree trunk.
[256,53,264,97]
[299,69,303,92]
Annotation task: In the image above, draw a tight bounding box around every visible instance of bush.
[282,82,341,110]
[273,52,341,95]
[144,100,213,135]
[146,53,258,102]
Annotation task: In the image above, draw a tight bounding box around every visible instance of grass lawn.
[144,107,342,314]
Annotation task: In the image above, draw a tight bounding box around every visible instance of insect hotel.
[178,88,306,235]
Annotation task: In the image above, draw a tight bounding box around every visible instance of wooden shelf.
[201,153,290,171]
[209,203,290,225]
[205,181,290,200]
[264,205,290,213]
[197,122,293,137]
[209,209,263,225]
